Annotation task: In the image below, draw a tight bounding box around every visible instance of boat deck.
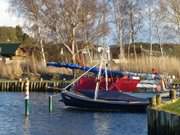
[75,90,148,102]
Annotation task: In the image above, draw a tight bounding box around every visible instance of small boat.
[61,90,149,112]
[49,48,169,112]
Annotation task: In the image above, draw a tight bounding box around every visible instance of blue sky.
[0,0,177,44]
[0,0,23,26]
[0,0,153,44]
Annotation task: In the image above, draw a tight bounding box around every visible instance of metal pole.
[49,96,53,112]
[25,79,30,116]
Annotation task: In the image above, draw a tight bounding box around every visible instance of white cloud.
[0,0,23,27]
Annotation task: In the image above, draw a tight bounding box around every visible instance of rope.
[45,64,99,97]
[63,64,99,90]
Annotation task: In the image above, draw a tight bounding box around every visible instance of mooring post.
[49,95,53,112]
[150,96,156,107]
[25,79,30,116]
[170,89,176,100]
[156,94,161,106]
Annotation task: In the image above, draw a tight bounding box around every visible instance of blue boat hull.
[61,91,148,112]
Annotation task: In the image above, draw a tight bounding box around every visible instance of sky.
[0,0,23,27]
[0,0,178,44]
[0,0,154,44]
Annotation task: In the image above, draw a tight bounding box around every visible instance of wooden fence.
[0,80,69,92]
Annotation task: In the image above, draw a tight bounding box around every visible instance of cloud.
[0,0,23,27]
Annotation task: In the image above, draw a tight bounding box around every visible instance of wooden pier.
[147,90,180,135]
[0,80,69,92]
[147,108,180,135]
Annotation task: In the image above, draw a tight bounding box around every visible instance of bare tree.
[9,0,109,64]
[148,0,180,50]
[127,0,142,59]
[165,0,180,42]
[112,0,128,60]
[112,0,142,61]
[143,0,159,57]
[153,2,167,56]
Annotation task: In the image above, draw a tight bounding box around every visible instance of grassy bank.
[160,99,180,115]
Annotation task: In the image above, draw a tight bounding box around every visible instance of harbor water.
[0,92,147,135]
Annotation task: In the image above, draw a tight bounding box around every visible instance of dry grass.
[0,61,23,79]
[47,66,72,75]
[0,56,72,79]
[0,56,47,79]
[111,56,180,78]
[88,56,180,78]
[1,55,180,79]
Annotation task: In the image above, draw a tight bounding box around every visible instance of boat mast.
[94,47,109,99]
[94,52,104,100]
[105,62,108,91]
[105,47,110,91]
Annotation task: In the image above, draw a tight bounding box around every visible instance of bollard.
[25,79,30,116]
[170,90,176,100]
[156,94,161,105]
[149,96,156,107]
[25,98,30,116]
[49,96,53,112]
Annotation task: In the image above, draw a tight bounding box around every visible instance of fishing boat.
[58,48,151,112]
[47,62,169,111]
[47,49,170,111]
[61,90,148,112]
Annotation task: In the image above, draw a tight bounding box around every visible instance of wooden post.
[5,82,7,91]
[49,96,53,112]
[170,90,176,100]
[25,79,30,116]
[15,81,18,91]
[29,81,32,91]
[0,82,1,91]
[7,82,9,91]
[150,96,156,107]
[1,82,3,91]
[32,82,35,91]
[45,82,48,91]
[156,94,161,106]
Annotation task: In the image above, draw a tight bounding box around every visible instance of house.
[0,43,21,63]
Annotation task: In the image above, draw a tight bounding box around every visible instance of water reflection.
[24,117,30,135]
[0,92,147,135]
[93,113,111,135]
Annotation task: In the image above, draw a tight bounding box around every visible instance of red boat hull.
[74,77,140,92]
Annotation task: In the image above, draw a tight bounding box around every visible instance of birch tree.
[165,0,180,42]
[9,0,109,64]
[127,0,142,59]
[153,2,167,56]
[112,0,142,60]
[112,0,128,60]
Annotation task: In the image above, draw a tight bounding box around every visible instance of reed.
[99,56,180,78]
[115,56,180,77]
[0,56,46,79]
[0,61,23,79]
